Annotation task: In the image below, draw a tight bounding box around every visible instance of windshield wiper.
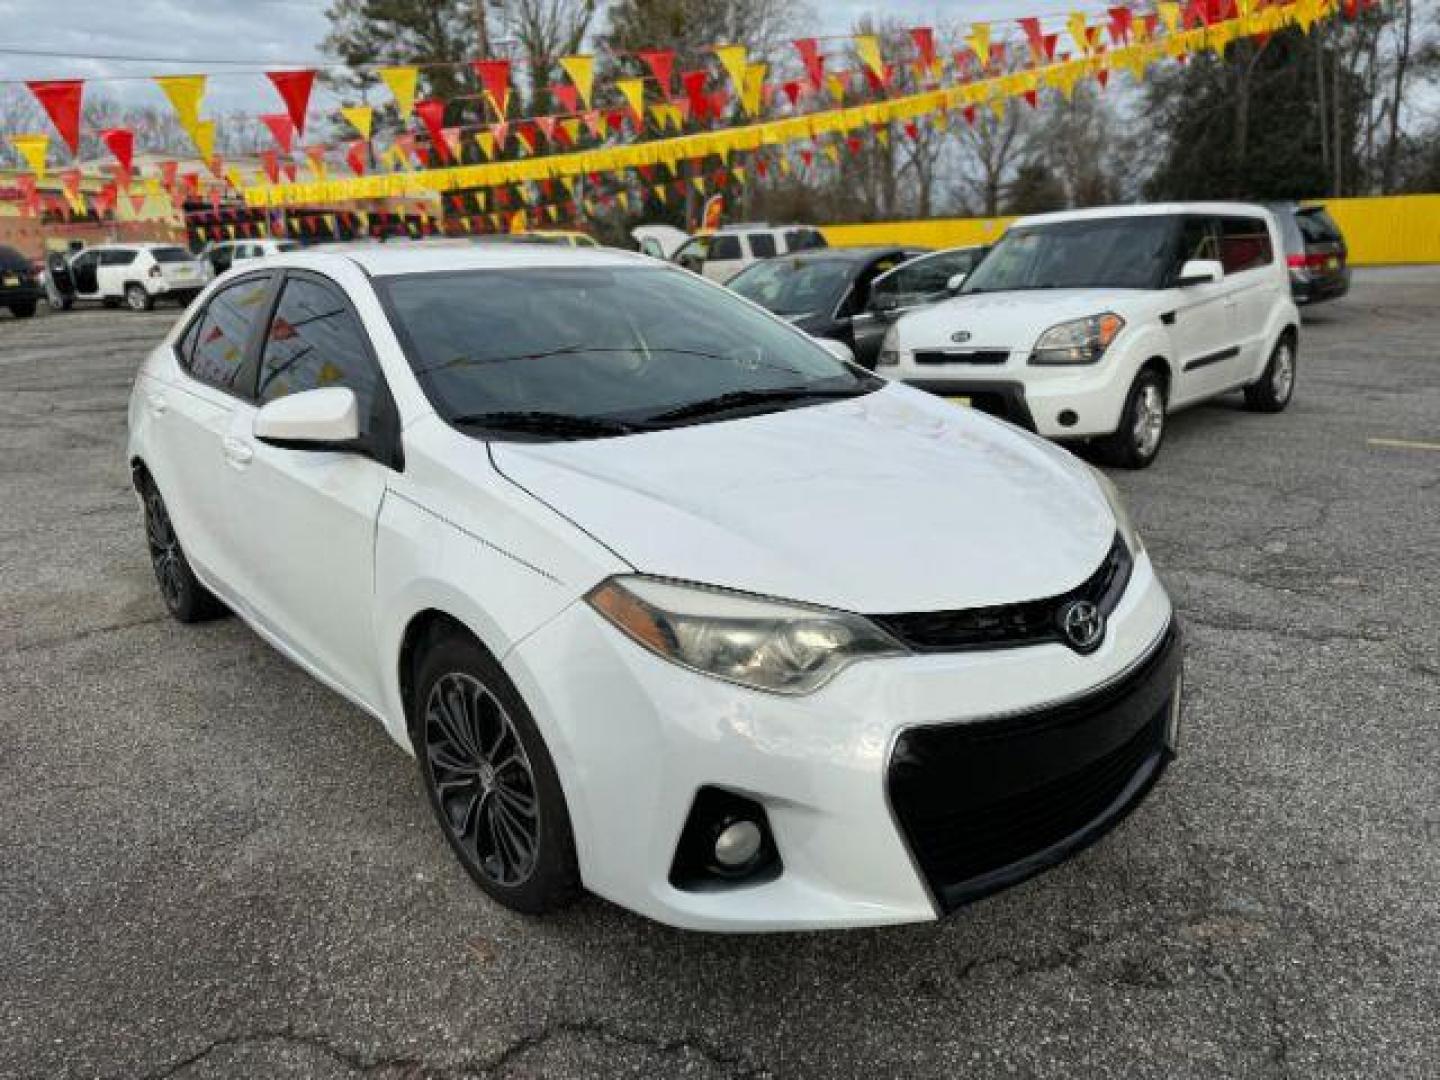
[646,384,874,425]
[448,410,652,439]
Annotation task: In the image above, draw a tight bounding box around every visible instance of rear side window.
[709,235,742,261]
[1219,217,1274,273]
[748,233,777,258]
[1296,208,1341,244]
[151,247,192,264]
[100,249,137,266]
[785,229,827,252]
[258,276,378,428]
[184,275,272,394]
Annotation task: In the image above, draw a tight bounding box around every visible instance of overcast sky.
[0,0,1089,115]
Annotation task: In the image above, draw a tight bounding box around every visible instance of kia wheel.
[1097,370,1167,469]
[1244,335,1297,413]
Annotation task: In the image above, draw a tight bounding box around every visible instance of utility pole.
[475,0,492,57]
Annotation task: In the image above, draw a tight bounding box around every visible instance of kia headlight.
[1029,313,1125,365]
[1091,467,1145,556]
[587,576,907,694]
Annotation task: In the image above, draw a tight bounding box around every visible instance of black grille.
[873,535,1131,653]
[914,349,1010,365]
[888,623,1181,912]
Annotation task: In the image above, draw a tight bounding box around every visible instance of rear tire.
[413,631,581,916]
[125,284,154,312]
[1096,369,1167,470]
[138,475,227,623]
[1244,335,1296,413]
[102,297,121,309]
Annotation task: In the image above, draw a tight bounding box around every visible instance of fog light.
[713,819,763,869]
[1058,409,1078,427]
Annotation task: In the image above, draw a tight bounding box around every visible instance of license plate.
[1326,257,1339,270]
[947,395,971,408]
[173,267,194,277]
[1,274,18,287]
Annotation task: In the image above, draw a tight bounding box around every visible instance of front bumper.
[895,361,1131,439]
[506,552,1179,931]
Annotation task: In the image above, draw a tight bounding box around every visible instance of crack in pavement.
[130,1018,774,1079]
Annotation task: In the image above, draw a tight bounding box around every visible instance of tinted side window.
[186,276,272,394]
[1174,217,1219,279]
[258,277,377,428]
[748,233,777,258]
[1296,208,1341,244]
[709,235,742,261]
[1219,217,1273,273]
[100,249,137,266]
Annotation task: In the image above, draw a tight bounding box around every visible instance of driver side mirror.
[946,272,967,294]
[254,387,360,451]
[1176,259,1223,287]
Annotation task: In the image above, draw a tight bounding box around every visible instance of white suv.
[201,238,301,281]
[672,224,827,282]
[49,243,205,312]
[878,204,1301,467]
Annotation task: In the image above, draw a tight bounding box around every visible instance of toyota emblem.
[1058,600,1105,653]
[950,330,972,343]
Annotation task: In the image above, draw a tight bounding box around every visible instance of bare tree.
[509,0,600,113]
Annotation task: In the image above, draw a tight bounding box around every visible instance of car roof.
[264,241,652,277]
[1015,202,1277,228]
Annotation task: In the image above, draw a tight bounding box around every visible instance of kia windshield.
[377,266,879,440]
[963,216,1180,293]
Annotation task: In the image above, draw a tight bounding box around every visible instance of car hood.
[491,384,1115,614]
[895,288,1149,351]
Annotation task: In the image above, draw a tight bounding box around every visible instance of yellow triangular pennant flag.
[559,55,596,110]
[155,74,207,131]
[379,66,418,119]
[713,45,749,93]
[1068,13,1091,55]
[190,119,216,162]
[741,63,767,116]
[853,35,885,82]
[10,133,49,180]
[474,131,495,160]
[341,105,373,140]
[967,23,992,67]
[616,78,646,125]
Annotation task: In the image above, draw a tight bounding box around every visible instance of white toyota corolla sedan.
[126,243,1183,931]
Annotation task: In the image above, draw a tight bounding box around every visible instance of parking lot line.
[1367,436,1440,452]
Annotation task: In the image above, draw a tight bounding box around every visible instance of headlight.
[1091,467,1145,556]
[587,576,908,694]
[1029,312,1125,365]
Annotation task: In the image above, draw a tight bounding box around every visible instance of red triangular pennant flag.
[26,79,84,155]
[266,70,316,136]
[261,113,295,153]
[100,128,134,172]
[346,140,367,176]
[793,39,825,90]
[415,99,448,158]
[637,50,676,98]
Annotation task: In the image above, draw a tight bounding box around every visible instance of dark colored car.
[0,245,43,319]
[1267,202,1349,304]
[726,246,926,367]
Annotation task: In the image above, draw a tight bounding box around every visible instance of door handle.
[222,436,254,467]
[147,393,167,415]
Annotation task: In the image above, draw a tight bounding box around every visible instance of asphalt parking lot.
[2,270,1437,1079]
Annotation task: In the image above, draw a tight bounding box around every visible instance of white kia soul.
[878,203,1301,467]
[127,245,1183,931]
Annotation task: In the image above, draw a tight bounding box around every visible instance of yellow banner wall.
[821,195,1440,266]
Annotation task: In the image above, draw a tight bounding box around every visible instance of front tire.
[139,475,227,623]
[1244,335,1296,413]
[1096,369,1167,470]
[413,632,581,915]
[9,301,36,318]
[125,284,154,312]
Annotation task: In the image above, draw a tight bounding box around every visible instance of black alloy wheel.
[139,476,226,622]
[414,633,580,914]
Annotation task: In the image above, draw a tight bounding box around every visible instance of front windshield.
[727,257,853,316]
[963,216,1180,293]
[377,266,876,437]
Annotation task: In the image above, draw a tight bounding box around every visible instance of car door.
[69,250,101,298]
[853,249,976,364]
[1167,215,1238,405]
[219,270,399,709]
[146,272,275,596]
[1217,215,1279,379]
[704,234,745,281]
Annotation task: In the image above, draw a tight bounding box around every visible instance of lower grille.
[914,349,1009,365]
[888,623,1181,912]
